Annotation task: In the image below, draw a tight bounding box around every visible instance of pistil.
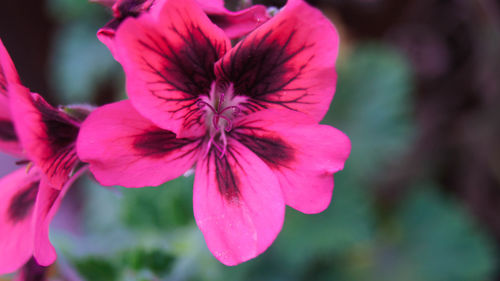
[197,82,244,158]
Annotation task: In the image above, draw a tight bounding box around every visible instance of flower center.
[197,82,245,158]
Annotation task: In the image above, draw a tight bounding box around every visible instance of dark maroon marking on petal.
[0,66,6,95]
[0,119,18,141]
[207,15,232,32]
[136,18,227,129]
[45,146,79,180]
[8,181,39,223]
[115,0,151,18]
[19,258,49,281]
[44,187,60,214]
[16,159,31,165]
[232,125,295,170]
[138,26,221,97]
[217,22,314,112]
[132,128,201,158]
[102,18,122,33]
[98,0,153,35]
[33,99,80,151]
[208,148,241,200]
[32,98,80,178]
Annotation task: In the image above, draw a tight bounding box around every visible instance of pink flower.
[77,0,350,265]
[0,39,88,275]
[96,0,270,59]
[0,166,86,275]
[9,84,83,189]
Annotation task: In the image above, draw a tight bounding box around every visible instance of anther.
[197,100,215,112]
[219,105,240,115]
[15,159,31,166]
[218,92,226,109]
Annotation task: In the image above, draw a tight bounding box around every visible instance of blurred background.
[1,0,500,280]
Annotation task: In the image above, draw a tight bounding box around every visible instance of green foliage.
[325,43,415,179]
[120,248,175,276]
[121,176,194,231]
[72,248,176,280]
[334,185,496,281]
[395,186,495,281]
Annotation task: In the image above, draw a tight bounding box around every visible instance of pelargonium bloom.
[0,166,86,275]
[0,39,89,275]
[96,0,270,58]
[78,0,350,265]
[9,84,84,189]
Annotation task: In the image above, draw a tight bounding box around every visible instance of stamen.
[25,162,34,173]
[219,105,240,115]
[219,115,233,132]
[209,132,228,159]
[204,135,214,157]
[219,132,228,159]
[197,100,216,113]
[197,98,241,134]
[197,82,244,159]
[15,159,31,166]
[212,115,220,131]
[218,92,226,108]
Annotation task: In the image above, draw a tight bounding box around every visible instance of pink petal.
[233,110,351,214]
[96,0,164,62]
[96,0,156,61]
[193,139,285,265]
[112,0,155,18]
[215,0,339,122]
[0,107,22,157]
[115,0,231,137]
[98,0,266,60]
[111,0,226,19]
[207,5,270,39]
[97,19,121,60]
[0,38,21,96]
[9,84,80,189]
[0,39,22,156]
[194,0,224,13]
[77,100,200,187]
[0,167,41,274]
[31,179,61,266]
[32,167,87,266]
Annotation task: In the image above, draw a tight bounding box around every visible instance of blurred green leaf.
[343,185,496,281]
[325,43,415,179]
[72,247,176,281]
[121,176,194,231]
[74,256,118,281]
[121,248,175,276]
[396,185,495,281]
[273,175,375,267]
